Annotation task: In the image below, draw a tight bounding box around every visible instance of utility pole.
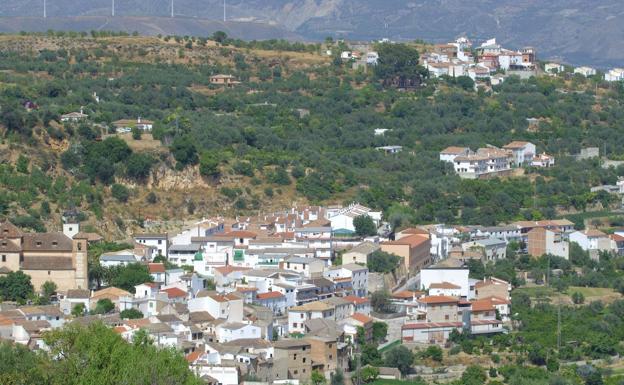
[43,0,47,18]
[223,0,226,22]
[171,0,174,18]
[112,0,115,17]
[557,300,561,352]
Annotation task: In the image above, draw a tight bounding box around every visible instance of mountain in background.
[1,0,623,67]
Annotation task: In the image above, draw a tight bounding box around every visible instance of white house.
[605,68,624,82]
[574,66,596,77]
[99,249,141,267]
[531,153,555,167]
[439,146,471,163]
[134,233,168,257]
[328,203,382,234]
[216,322,261,343]
[420,267,470,298]
[323,263,369,297]
[569,229,613,259]
[288,301,335,334]
[428,282,462,297]
[60,108,88,122]
[545,63,565,74]
[253,291,287,315]
[462,238,507,261]
[188,292,244,322]
[280,256,325,278]
[502,141,536,166]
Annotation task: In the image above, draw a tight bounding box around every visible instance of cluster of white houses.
[423,37,536,82]
[440,141,554,179]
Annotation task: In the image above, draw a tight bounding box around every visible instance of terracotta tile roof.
[580,229,608,238]
[0,239,21,252]
[185,350,203,363]
[400,228,430,235]
[214,265,250,276]
[22,256,74,270]
[0,221,23,238]
[503,141,531,149]
[343,295,370,305]
[91,287,131,300]
[66,289,90,299]
[610,234,624,242]
[256,291,284,300]
[474,278,509,289]
[217,231,258,239]
[350,313,373,324]
[290,301,334,312]
[236,286,258,293]
[392,290,424,299]
[148,263,165,273]
[429,281,461,290]
[402,322,462,330]
[382,234,429,247]
[440,146,469,155]
[161,287,187,298]
[22,232,73,252]
[418,295,459,304]
[471,298,496,312]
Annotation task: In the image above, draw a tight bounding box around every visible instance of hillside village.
[3,194,624,383]
[2,32,624,385]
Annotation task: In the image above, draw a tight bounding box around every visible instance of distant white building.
[545,63,565,74]
[531,153,555,168]
[502,141,536,166]
[605,68,624,82]
[327,203,382,234]
[134,233,168,257]
[574,66,597,77]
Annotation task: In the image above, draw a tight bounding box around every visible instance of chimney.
[138,116,142,123]
[80,106,84,115]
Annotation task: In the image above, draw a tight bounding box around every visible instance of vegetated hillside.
[0,33,623,242]
[1,0,624,67]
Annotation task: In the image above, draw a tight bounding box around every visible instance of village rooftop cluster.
[3,191,624,384]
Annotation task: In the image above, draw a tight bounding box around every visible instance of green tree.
[111,184,130,202]
[311,370,326,385]
[41,280,57,300]
[106,263,152,293]
[120,308,144,319]
[367,250,400,273]
[374,43,427,83]
[0,271,34,302]
[360,343,382,366]
[171,136,198,168]
[353,215,377,237]
[330,369,345,385]
[372,321,388,343]
[94,298,115,314]
[384,345,414,376]
[423,345,443,362]
[371,290,391,313]
[43,322,202,385]
[126,153,154,181]
[199,152,220,178]
[72,303,86,317]
[360,366,379,383]
[572,291,585,304]
[461,365,487,385]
